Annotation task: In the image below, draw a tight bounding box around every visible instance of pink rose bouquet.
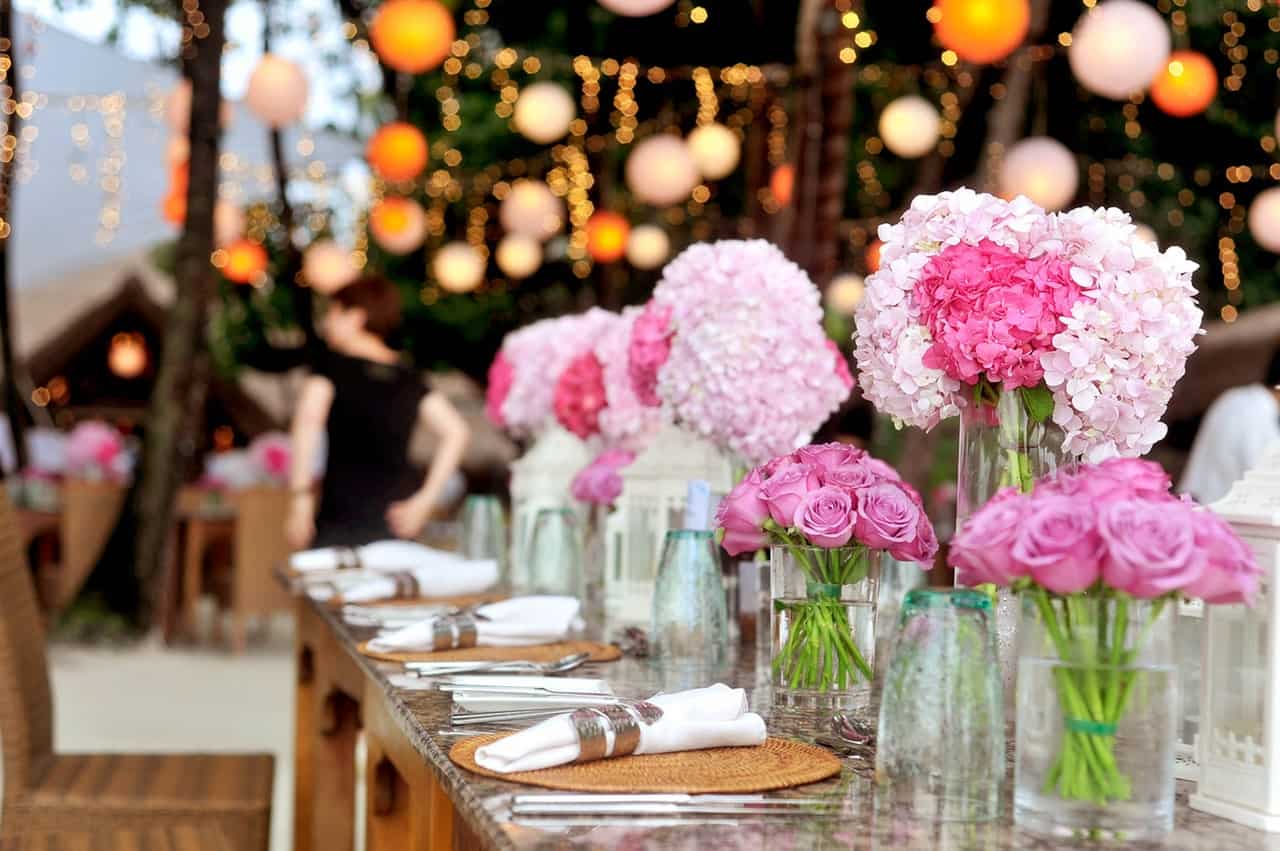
[950,460,1260,809]
[716,442,937,692]
[854,189,1201,481]
[628,240,853,466]
[570,449,636,508]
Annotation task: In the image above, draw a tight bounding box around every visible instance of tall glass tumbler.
[650,530,728,664]
[526,507,584,598]
[460,495,507,568]
[875,588,1004,823]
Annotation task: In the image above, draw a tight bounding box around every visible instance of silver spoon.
[407,651,592,677]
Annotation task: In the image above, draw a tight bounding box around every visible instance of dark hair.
[1267,345,1280,388]
[815,401,875,444]
[330,276,402,342]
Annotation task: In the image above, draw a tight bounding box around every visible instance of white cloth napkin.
[292,540,473,574]
[366,596,581,652]
[304,557,499,603]
[474,683,767,773]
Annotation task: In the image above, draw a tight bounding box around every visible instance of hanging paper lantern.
[369,197,427,255]
[827,274,866,315]
[164,79,232,133]
[245,54,309,128]
[512,82,576,145]
[625,135,700,207]
[998,136,1078,211]
[303,240,359,293]
[108,332,148,379]
[1249,187,1280,252]
[366,122,429,183]
[878,96,942,159]
[686,123,741,181]
[214,200,245,247]
[586,211,630,263]
[369,0,456,75]
[770,163,795,206]
[597,0,676,16]
[433,242,486,293]
[162,192,185,226]
[933,0,1030,65]
[865,240,882,274]
[499,179,564,241]
[495,235,542,280]
[1068,0,1170,100]
[1150,50,1217,118]
[625,224,671,270]
[220,239,269,285]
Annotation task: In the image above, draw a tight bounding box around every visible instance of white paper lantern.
[1134,224,1158,245]
[495,235,543,280]
[513,82,576,145]
[1069,0,1171,100]
[245,54,309,128]
[626,135,700,207]
[1249,187,1280,252]
[213,200,245,247]
[625,224,671,270]
[686,123,741,181]
[164,79,232,133]
[597,0,676,15]
[999,137,1078,211]
[303,240,359,293]
[499,180,564,241]
[433,242,486,293]
[879,96,942,159]
[370,198,427,255]
[826,273,866,315]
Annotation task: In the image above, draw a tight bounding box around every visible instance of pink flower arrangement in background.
[854,188,1202,460]
[248,432,291,484]
[553,352,607,440]
[595,306,664,453]
[629,240,854,465]
[484,351,514,429]
[571,449,635,507]
[65,420,130,481]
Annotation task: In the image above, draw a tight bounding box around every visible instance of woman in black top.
[286,276,471,549]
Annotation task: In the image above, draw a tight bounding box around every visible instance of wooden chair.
[224,486,292,653]
[35,479,126,612]
[0,485,275,848]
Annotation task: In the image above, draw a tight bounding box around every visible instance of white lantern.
[513,82,576,145]
[303,240,359,294]
[213,200,245,247]
[495,235,542,280]
[369,198,427,255]
[626,135,700,207]
[1069,0,1171,100]
[826,273,866,314]
[164,79,232,132]
[878,96,941,159]
[499,180,564,241]
[686,123,741,181]
[1134,223,1158,245]
[1189,446,1280,830]
[625,224,671,270]
[245,54,309,128]
[596,0,676,15]
[999,136,1078,211]
[1250,187,1280,253]
[433,241,486,293]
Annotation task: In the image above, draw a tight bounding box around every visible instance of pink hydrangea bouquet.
[628,240,853,466]
[854,189,1201,477]
[950,459,1259,811]
[716,442,937,692]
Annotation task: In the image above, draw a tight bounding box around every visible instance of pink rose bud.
[853,482,923,552]
[1098,499,1203,598]
[793,485,858,549]
[760,462,822,527]
[1010,496,1103,595]
[715,469,771,556]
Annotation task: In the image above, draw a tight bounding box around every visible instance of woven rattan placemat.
[333,592,504,610]
[357,639,622,664]
[449,735,841,793]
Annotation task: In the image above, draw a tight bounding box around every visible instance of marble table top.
[316,601,1280,850]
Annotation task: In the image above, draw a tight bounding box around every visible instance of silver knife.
[511,793,834,816]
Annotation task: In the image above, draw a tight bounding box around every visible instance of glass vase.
[770,545,879,721]
[527,507,584,598]
[650,529,728,665]
[581,505,609,639]
[1015,592,1177,840]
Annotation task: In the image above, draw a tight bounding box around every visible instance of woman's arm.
[285,375,334,549]
[386,391,472,540]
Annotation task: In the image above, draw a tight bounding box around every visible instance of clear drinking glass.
[526,507,584,598]
[460,494,507,564]
[876,588,1004,823]
[650,530,728,663]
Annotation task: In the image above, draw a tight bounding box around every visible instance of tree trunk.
[0,0,26,471]
[129,0,227,623]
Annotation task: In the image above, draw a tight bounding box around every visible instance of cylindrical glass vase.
[651,529,728,664]
[1015,593,1177,840]
[770,545,879,720]
[527,507,584,598]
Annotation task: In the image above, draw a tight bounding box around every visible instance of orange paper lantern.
[586,211,630,263]
[1150,50,1217,118]
[367,122,429,182]
[221,239,269,285]
[370,0,456,75]
[933,0,1030,65]
[865,240,883,274]
[162,192,186,226]
[369,196,427,255]
[770,164,795,207]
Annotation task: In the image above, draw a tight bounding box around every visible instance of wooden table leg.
[182,518,207,641]
[364,681,436,851]
[294,599,317,851]
[305,604,362,851]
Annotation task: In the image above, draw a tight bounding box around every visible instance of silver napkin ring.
[570,709,609,762]
[569,701,664,764]
[430,614,479,650]
[389,571,420,600]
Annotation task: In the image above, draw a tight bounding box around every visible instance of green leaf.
[1020,384,1055,424]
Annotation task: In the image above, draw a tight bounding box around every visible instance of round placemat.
[357,639,622,664]
[449,735,841,793]
[334,592,505,610]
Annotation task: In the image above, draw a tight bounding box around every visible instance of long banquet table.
[291,595,1280,850]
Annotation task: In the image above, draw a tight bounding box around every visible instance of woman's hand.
[386,493,433,540]
[286,494,316,550]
